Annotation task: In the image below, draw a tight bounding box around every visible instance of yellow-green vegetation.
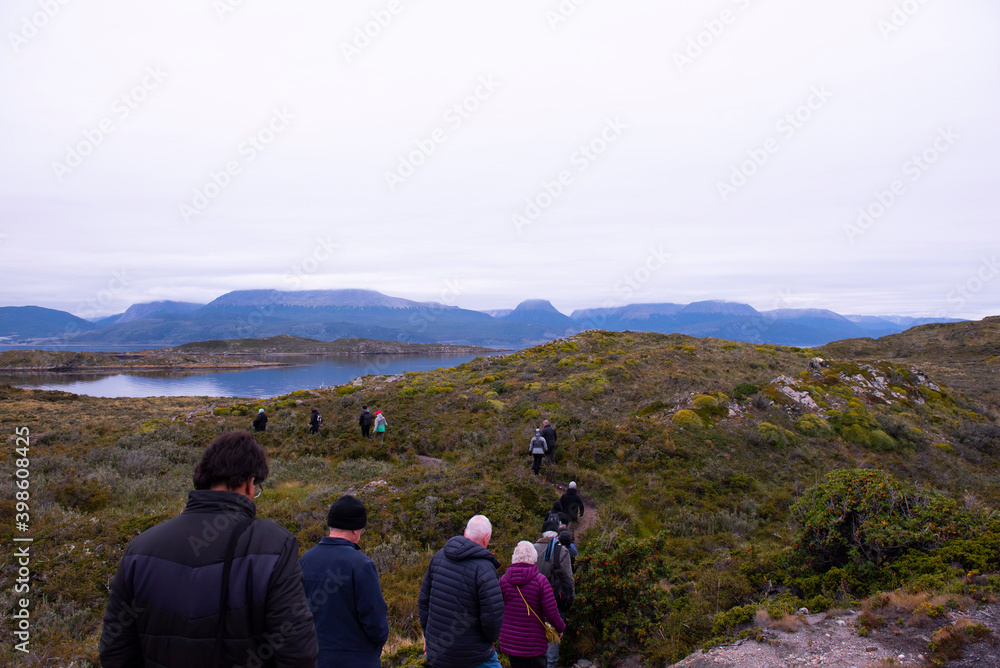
[795,413,836,439]
[692,394,719,409]
[671,409,704,430]
[3,327,1000,667]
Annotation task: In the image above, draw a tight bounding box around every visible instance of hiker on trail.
[99,431,318,668]
[373,410,388,442]
[252,407,267,432]
[540,420,557,465]
[546,501,570,527]
[559,530,578,573]
[309,408,322,435]
[529,429,548,475]
[358,405,373,440]
[419,515,505,668]
[498,541,566,668]
[533,520,575,668]
[559,482,585,523]
[300,495,389,668]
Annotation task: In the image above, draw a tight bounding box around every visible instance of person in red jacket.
[498,541,566,668]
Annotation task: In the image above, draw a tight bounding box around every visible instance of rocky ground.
[666,605,1000,668]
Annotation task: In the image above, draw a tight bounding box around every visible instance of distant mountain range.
[0,290,967,349]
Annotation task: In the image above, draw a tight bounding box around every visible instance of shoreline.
[0,344,502,374]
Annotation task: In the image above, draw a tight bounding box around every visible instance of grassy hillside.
[2,329,1000,666]
[820,316,1000,416]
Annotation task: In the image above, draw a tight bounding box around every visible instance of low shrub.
[927,618,993,664]
[839,424,872,446]
[637,400,669,416]
[55,476,112,512]
[868,429,899,452]
[795,414,835,439]
[672,410,704,430]
[792,469,981,572]
[755,422,797,448]
[692,395,719,409]
[568,533,671,663]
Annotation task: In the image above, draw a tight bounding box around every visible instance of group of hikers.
[529,419,558,474]
[253,408,559,483]
[250,405,389,442]
[98,431,588,668]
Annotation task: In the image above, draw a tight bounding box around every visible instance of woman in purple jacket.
[498,541,567,668]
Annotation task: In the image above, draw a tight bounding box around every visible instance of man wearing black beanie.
[300,495,389,668]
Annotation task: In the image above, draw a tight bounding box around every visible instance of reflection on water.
[0,353,488,399]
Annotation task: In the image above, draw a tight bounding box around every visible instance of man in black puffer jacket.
[559,481,585,523]
[99,431,318,668]
[418,515,504,668]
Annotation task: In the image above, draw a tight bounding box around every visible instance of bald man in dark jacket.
[418,515,504,668]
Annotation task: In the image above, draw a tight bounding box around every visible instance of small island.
[0,335,500,373]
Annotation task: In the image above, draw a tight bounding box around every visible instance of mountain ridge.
[0,290,967,348]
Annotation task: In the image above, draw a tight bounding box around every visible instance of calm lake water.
[0,353,487,399]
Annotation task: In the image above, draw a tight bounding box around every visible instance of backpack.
[543,538,573,611]
[544,510,562,525]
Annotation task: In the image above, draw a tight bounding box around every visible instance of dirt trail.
[575,495,600,536]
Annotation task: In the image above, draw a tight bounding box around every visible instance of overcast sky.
[1,0,997,319]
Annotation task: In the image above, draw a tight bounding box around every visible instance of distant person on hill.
[300,495,389,668]
[533,520,575,668]
[559,482,585,523]
[99,431,317,668]
[373,410,388,442]
[419,515,504,668]
[498,541,566,668]
[358,406,373,440]
[309,408,322,435]
[540,420,557,465]
[252,407,267,432]
[529,429,548,475]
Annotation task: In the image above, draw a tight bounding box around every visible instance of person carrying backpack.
[529,429,548,475]
[252,408,267,432]
[559,482,585,523]
[540,420,557,465]
[373,410,387,443]
[358,406,373,440]
[558,530,578,573]
[533,520,574,668]
[546,502,569,527]
[309,408,322,435]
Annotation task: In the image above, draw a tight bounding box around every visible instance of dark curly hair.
[192,430,269,491]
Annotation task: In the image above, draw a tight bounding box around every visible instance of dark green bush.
[569,533,671,663]
[792,469,979,571]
